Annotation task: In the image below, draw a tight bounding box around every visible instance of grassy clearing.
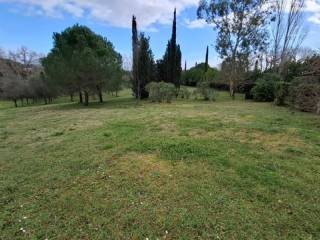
[0,90,319,239]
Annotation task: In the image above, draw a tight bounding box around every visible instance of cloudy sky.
[0,0,320,68]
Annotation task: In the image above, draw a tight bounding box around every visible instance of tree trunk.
[97,86,103,103]
[44,98,48,105]
[13,99,17,108]
[70,93,74,102]
[20,98,24,106]
[79,91,83,104]
[26,98,29,104]
[84,91,89,106]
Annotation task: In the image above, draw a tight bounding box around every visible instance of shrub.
[274,81,290,106]
[251,73,281,102]
[239,80,256,100]
[145,82,160,102]
[289,76,320,113]
[194,81,215,101]
[178,86,191,99]
[146,82,176,103]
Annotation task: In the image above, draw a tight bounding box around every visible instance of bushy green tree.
[251,73,281,102]
[182,63,218,86]
[198,0,270,99]
[42,24,122,106]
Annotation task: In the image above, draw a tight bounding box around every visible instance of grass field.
[1,90,320,239]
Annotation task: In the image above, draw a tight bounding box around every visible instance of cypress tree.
[157,8,182,88]
[184,60,187,72]
[137,33,154,99]
[132,15,140,99]
[205,46,209,72]
[170,8,177,87]
[176,44,182,86]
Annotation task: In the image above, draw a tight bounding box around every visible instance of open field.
[1,90,320,239]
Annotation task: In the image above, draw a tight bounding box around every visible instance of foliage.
[251,73,281,102]
[131,17,156,99]
[182,63,218,86]
[194,81,215,101]
[289,76,320,113]
[274,81,290,106]
[42,24,123,105]
[0,57,56,107]
[157,9,182,88]
[145,81,176,103]
[131,15,139,98]
[137,33,156,99]
[198,0,270,97]
[178,86,191,99]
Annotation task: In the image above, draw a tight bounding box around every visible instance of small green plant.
[146,82,176,103]
[178,86,191,99]
[194,81,215,101]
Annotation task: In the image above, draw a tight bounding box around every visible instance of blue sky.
[0,0,319,68]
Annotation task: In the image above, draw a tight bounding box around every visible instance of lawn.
[0,90,319,239]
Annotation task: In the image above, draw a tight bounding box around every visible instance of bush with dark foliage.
[274,81,290,106]
[251,73,281,102]
[289,76,320,113]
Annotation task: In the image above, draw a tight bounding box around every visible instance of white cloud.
[185,19,210,29]
[305,0,320,24]
[0,0,199,28]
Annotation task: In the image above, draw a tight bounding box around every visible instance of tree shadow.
[50,96,144,111]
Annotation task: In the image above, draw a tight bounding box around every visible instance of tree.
[42,24,122,106]
[270,0,307,73]
[205,46,209,72]
[137,33,155,99]
[182,63,218,86]
[131,15,140,99]
[170,8,178,87]
[159,9,182,88]
[198,0,270,99]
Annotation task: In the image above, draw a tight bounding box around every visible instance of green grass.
[1,90,319,239]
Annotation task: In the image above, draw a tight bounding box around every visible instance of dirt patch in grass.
[188,128,307,153]
[115,153,172,179]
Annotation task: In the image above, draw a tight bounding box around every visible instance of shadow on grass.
[50,96,142,111]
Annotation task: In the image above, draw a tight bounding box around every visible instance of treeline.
[0,25,124,107]
[0,48,56,107]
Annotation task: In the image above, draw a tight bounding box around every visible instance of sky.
[0,0,320,69]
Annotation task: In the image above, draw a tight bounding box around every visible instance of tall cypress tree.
[157,9,182,88]
[205,46,209,72]
[131,15,139,99]
[184,60,187,72]
[170,8,177,87]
